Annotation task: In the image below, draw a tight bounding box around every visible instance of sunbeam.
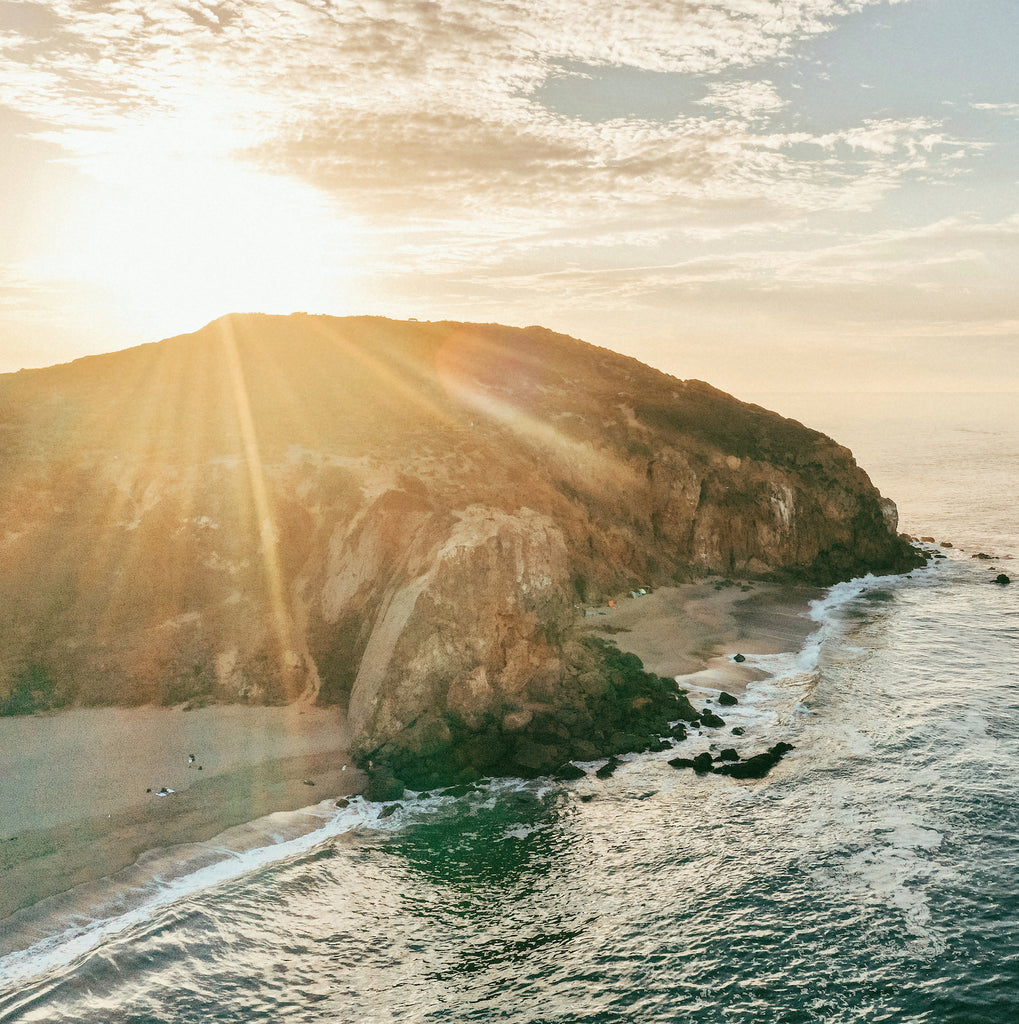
[218,318,316,704]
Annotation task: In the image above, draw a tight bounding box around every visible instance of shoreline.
[1,579,821,926]
[584,578,823,697]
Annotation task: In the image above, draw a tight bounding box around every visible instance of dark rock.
[363,771,406,802]
[974,552,993,560]
[595,757,621,779]
[715,742,794,780]
[700,711,726,728]
[668,757,696,770]
[669,723,688,741]
[646,738,672,753]
[733,653,746,663]
[553,762,588,781]
[731,727,745,736]
[718,748,740,762]
[718,692,738,707]
[378,803,402,818]
[334,798,350,808]
[692,752,715,773]
[996,574,1011,585]
[579,793,596,803]
[672,694,701,722]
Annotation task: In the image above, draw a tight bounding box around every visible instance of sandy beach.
[0,704,364,919]
[584,578,823,696]
[0,579,820,923]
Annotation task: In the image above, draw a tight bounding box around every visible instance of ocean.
[1,392,1016,1024]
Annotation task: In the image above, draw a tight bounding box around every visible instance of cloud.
[696,79,788,122]
[3,0,1010,385]
[971,102,1019,118]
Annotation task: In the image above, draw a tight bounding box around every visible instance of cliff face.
[0,314,922,779]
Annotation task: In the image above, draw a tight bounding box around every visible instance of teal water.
[1,394,1016,1023]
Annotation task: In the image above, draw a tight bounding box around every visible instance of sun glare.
[38,120,363,339]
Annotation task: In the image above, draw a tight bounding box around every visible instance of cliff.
[0,314,923,783]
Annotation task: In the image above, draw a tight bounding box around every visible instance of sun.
[38,118,364,339]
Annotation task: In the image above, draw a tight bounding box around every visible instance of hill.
[0,314,922,784]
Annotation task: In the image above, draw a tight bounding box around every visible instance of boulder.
[996,574,1011,585]
[700,710,726,728]
[718,692,739,707]
[733,654,746,663]
[715,742,794,780]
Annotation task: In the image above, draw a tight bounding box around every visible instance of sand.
[0,579,821,923]
[0,704,363,919]
[583,578,823,695]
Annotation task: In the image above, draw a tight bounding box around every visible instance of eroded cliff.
[0,314,922,781]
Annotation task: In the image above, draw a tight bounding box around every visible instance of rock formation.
[0,314,923,782]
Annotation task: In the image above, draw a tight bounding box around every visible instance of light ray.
[218,317,314,703]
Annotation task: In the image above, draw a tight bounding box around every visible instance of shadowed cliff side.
[0,314,923,782]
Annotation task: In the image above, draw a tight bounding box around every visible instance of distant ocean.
[2,392,1017,1024]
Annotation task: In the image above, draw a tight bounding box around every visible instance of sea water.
[1,392,1016,1024]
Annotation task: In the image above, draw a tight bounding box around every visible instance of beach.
[0,579,820,924]
[0,704,364,920]
[584,578,822,695]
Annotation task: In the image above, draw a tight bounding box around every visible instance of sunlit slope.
[0,314,921,769]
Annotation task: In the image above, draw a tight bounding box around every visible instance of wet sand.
[0,705,363,919]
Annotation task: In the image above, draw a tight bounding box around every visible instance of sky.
[0,0,1016,395]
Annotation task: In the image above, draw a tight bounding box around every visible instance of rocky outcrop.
[0,314,923,779]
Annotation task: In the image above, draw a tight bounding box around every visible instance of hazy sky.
[1,0,1016,394]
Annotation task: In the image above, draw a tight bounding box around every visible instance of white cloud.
[5,0,1015,391]
[696,79,788,121]
[0,0,962,244]
[971,102,1019,118]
